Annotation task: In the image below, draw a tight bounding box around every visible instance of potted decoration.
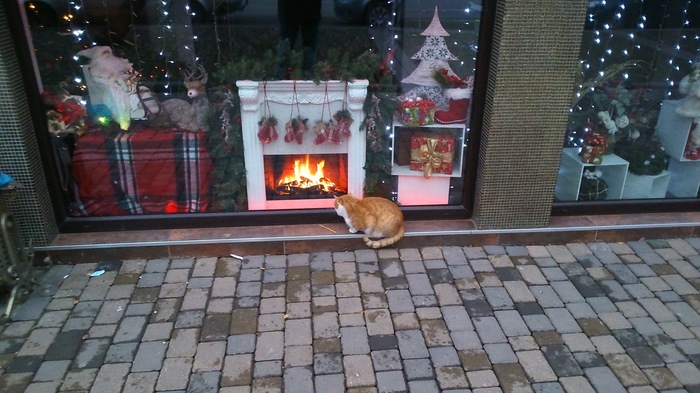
[578,169,608,201]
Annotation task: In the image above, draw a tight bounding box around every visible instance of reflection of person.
[276,0,322,79]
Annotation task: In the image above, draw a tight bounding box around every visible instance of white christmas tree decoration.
[402,7,459,87]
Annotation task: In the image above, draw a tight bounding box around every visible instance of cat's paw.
[348,227,358,233]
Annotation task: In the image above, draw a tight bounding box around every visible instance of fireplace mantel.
[236,80,369,210]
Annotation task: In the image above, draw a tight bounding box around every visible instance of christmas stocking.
[313,121,328,145]
[435,88,471,125]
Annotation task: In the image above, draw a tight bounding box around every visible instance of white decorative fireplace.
[236,80,369,210]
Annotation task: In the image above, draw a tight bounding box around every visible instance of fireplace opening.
[265,154,348,200]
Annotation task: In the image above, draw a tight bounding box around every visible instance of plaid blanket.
[72,128,212,216]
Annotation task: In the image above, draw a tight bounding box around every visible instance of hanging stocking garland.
[284,82,308,144]
[258,82,278,144]
[333,82,354,140]
[313,82,333,145]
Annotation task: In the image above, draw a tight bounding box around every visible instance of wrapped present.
[409,133,456,178]
[579,131,608,165]
[397,97,435,126]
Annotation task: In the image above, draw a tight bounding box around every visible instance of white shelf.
[622,170,671,199]
[657,100,699,162]
[555,148,629,201]
[391,117,467,178]
[667,158,700,198]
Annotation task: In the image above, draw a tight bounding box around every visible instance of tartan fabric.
[72,128,213,216]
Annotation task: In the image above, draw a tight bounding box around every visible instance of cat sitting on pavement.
[333,195,404,249]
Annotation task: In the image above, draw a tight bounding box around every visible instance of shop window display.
[556,1,700,202]
[23,0,482,217]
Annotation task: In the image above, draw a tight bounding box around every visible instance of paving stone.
[72,338,110,369]
[157,357,193,390]
[253,360,282,378]
[167,328,199,358]
[105,342,138,364]
[517,350,557,382]
[584,366,627,393]
[642,367,683,390]
[131,341,167,372]
[590,335,625,355]
[283,367,313,393]
[540,345,583,377]
[374,370,406,393]
[40,329,81,360]
[561,332,595,352]
[473,317,507,344]
[586,296,617,313]
[532,331,563,346]
[482,287,514,310]
[193,341,226,372]
[577,318,611,336]
[451,330,482,351]
[365,309,393,336]
[340,326,370,355]
[386,290,414,313]
[544,308,581,333]
[314,352,343,374]
[638,298,678,322]
[93,363,130,392]
[492,363,534,393]
[421,319,453,347]
[344,354,376,388]
[604,353,649,387]
[113,316,147,343]
[123,371,158,393]
[667,361,700,385]
[221,354,253,386]
[408,379,440,393]
[188,371,221,392]
[33,359,71,382]
[435,366,469,390]
[441,305,474,333]
[255,331,284,361]
[522,314,555,332]
[530,285,565,308]
[315,374,346,393]
[483,342,517,364]
[570,275,606,298]
[573,351,606,368]
[396,330,429,359]
[367,335,398,351]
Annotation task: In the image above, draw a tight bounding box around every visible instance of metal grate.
[473,0,587,229]
[0,4,57,246]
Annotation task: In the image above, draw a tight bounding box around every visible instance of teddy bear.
[676,63,700,159]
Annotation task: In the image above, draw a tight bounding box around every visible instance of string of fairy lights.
[65,0,204,97]
[569,0,700,147]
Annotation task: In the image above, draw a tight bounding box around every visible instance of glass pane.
[22,0,482,216]
[556,1,700,202]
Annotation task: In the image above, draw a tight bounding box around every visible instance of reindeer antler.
[182,62,207,83]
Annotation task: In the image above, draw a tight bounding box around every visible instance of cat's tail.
[363,227,405,249]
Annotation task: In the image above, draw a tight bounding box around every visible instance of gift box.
[397,98,435,126]
[409,133,456,178]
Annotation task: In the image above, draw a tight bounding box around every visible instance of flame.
[278,155,336,191]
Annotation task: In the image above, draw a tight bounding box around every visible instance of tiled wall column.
[0,4,57,246]
[472,0,587,229]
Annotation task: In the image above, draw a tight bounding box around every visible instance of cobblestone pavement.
[4,239,700,392]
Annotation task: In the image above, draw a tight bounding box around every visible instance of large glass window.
[21,0,483,217]
[556,1,700,203]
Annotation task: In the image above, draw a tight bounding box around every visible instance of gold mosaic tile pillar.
[473,0,587,229]
[0,4,57,246]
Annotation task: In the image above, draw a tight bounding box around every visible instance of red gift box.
[397,98,436,126]
[409,133,456,178]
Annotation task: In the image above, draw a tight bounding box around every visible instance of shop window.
[21,0,483,218]
[556,1,700,203]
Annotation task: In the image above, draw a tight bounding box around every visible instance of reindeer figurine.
[144,63,210,132]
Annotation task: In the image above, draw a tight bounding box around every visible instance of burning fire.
[278,155,336,192]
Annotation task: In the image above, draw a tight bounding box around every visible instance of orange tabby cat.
[334,195,404,249]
